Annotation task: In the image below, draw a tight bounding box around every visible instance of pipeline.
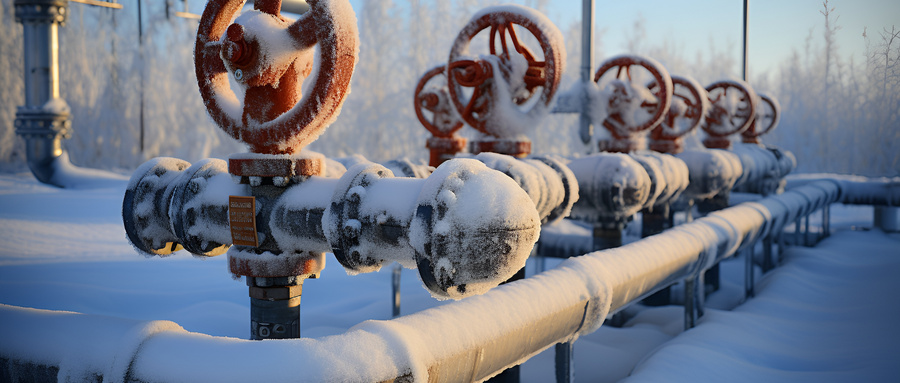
[0,177,889,382]
[13,0,129,188]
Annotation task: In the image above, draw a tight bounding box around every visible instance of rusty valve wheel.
[415,65,467,166]
[415,65,464,139]
[593,55,673,139]
[647,75,709,154]
[702,79,759,147]
[741,93,780,144]
[446,6,564,138]
[194,0,359,155]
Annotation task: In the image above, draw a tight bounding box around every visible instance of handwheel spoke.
[506,22,537,62]
[288,13,319,50]
[202,41,228,75]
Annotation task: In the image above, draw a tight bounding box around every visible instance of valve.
[194,0,357,156]
[741,93,780,144]
[632,151,690,234]
[124,158,541,298]
[124,0,543,340]
[701,79,758,150]
[414,65,466,167]
[567,153,651,249]
[446,5,565,158]
[648,75,709,154]
[473,153,578,226]
[592,54,673,153]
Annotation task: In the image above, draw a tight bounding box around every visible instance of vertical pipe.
[744,247,755,299]
[138,0,145,154]
[555,341,574,383]
[805,213,812,246]
[578,0,595,147]
[742,0,749,82]
[684,277,696,330]
[392,263,401,317]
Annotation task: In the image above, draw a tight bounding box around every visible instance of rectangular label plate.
[229,195,258,247]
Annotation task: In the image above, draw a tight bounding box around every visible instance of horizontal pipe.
[3,178,890,382]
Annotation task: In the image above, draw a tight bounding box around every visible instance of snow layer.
[567,153,651,225]
[1,173,898,382]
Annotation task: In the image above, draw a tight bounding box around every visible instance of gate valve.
[591,54,673,153]
[701,79,759,149]
[194,0,356,158]
[732,93,793,195]
[473,152,579,226]
[632,151,690,212]
[675,148,743,208]
[123,158,542,299]
[567,153,651,242]
[741,93,780,144]
[124,0,543,340]
[415,65,467,167]
[647,75,709,154]
[446,5,565,158]
[631,151,690,237]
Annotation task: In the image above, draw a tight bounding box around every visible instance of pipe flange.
[14,109,72,139]
[123,158,191,256]
[14,0,68,25]
[382,158,434,179]
[530,155,579,225]
[325,163,395,273]
[410,159,540,300]
[170,158,234,257]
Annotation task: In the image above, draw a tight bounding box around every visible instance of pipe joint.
[13,0,68,25]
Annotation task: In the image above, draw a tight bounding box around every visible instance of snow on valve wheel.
[593,54,673,137]
[194,0,358,155]
[446,6,564,138]
[741,93,780,144]
[415,65,467,167]
[647,75,708,153]
[415,65,464,139]
[702,80,759,139]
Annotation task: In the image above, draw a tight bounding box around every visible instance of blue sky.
[199,0,896,77]
[532,0,899,77]
[337,0,897,77]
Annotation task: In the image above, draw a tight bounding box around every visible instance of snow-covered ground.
[0,171,898,382]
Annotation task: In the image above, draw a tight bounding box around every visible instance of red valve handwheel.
[194,0,359,155]
[702,80,759,139]
[446,7,564,138]
[415,65,467,167]
[741,93,780,144]
[415,65,464,138]
[648,75,707,153]
[593,55,673,137]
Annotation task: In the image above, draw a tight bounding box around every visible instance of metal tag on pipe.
[229,196,259,247]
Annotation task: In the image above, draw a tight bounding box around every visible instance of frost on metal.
[11,180,887,383]
[567,153,651,226]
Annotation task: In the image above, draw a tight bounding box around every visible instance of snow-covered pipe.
[123,157,541,300]
[474,153,579,226]
[676,149,743,203]
[13,0,126,189]
[6,179,861,383]
[567,153,651,228]
[11,178,899,382]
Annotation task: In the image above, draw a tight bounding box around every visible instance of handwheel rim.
[447,7,564,138]
[594,54,673,135]
[415,65,464,138]
[649,75,706,140]
[702,80,759,138]
[194,0,359,154]
[743,93,780,139]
